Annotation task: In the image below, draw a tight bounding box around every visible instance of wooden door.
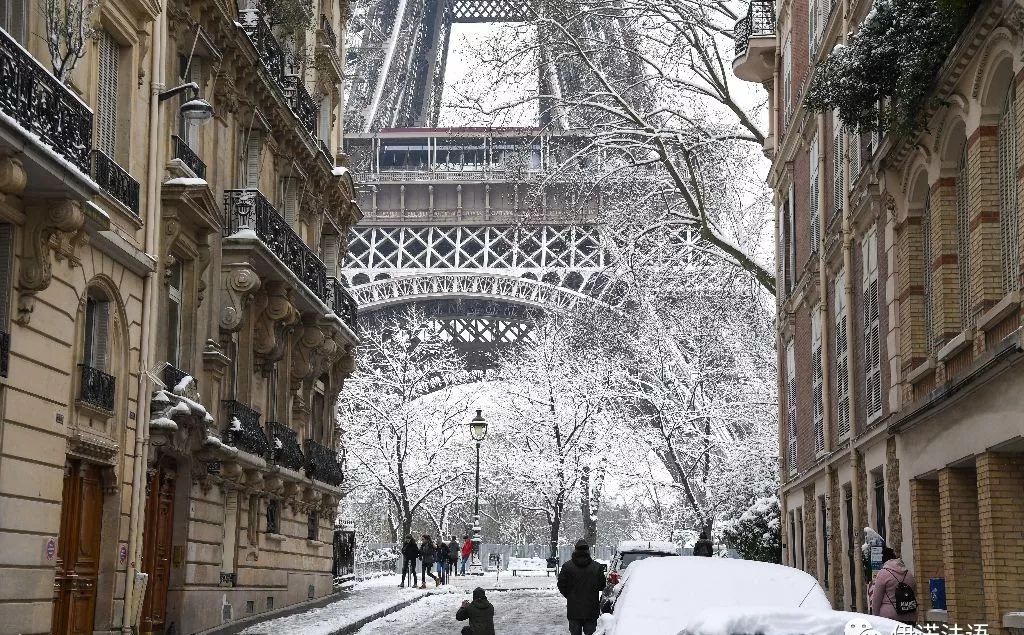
[52,461,104,635]
[140,457,177,635]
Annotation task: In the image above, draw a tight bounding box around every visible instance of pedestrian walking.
[436,538,451,584]
[400,535,419,588]
[693,529,714,557]
[456,587,496,635]
[869,546,918,624]
[460,535,473,575]
[420,534,440,588]
[556,539,606,635]
[448,536,460,577]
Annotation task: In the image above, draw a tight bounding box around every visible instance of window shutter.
[812,308,824,454]
[999,84,1020,294]
[833,119,844,216]
[245,132,262,190]
[0,224,12,327]
[849,133,861,186]
[862,227,881,421]
[834,269,851,438]
[282,178,300,227]
[783,38,793,122]
[322,233,340,279]
[91,300,110,371]
[788,185,796,291]
[810,135,820,250]
[786,342,798,475]
[96,31,120,159]
[956,145,972,329]
[808,0,818,60]
[319,95,332,144]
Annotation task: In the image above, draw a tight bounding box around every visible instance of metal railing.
[303,439,343,486]
[282,75,317,135]
[91,150,140,215]
[223,399,270,458]
[240,13,286,82]
[329,277,358,330]
[0,27,93,173]
[734,0,775,57]
[0,330,9,378]
[269,421,305,471]
[162,363,195,393]
[319,139,332,161]
[223,189,328,302]
[320,14,338,51]
[79,364,115,410]
[172,135,207,179]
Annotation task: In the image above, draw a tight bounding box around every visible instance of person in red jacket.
[460,535,473,575]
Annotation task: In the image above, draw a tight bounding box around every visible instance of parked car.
[602,540,680,600]
[598,557,832,635]
[674,607,919,635]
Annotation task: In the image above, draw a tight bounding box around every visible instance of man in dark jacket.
[448,536,460,577]
[435,539,450,584]
[400,535,419,588]
[419,535,439,588]
[557,539,606,635]
[693,530,714,557]
[456,587,496,635]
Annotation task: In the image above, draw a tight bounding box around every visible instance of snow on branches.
[44,0,97,83]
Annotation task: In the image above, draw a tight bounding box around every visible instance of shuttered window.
[786,341,797,476]
[808,0,819,60]
[84,295,110,371]
[281,177,302,227]
[834,268,851,438]
[96,31,121,159]
[811,308,825,454]
[833,116,844,216]
[322,233,340,279]
[923,198,934,350]
[956,144,972,329]
[1,0,27,44]
[783,37,793,123]
[849,132,861,186]
[810,135,820,251]
[999,84,1020,294]
[166,258,183,368]
[244,132,263,190]
[862,226,882,421]
[319,95,332,145]
[0,224,13,328]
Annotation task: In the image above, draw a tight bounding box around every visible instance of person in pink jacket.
[869,547,918,624]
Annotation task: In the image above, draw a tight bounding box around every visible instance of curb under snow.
[328,595,428,635]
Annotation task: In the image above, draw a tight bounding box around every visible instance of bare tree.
[44,0,96,83]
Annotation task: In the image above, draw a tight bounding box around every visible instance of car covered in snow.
[672,607,920,635]
[598,557,832,635]
[602,540,681,600]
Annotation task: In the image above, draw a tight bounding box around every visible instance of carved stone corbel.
[17,199,86,325]
[196,236,212,306]
[219,263,261,332]
[0,154,27,195]
[253,281,300,368]
[290,321,327,390]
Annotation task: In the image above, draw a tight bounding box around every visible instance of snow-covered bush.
[806,0,976,137]
[720,495,781,563]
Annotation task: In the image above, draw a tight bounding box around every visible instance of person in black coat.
[693,529,714,557]
[447,536,460,577]
[400,535,419,588]
[557,539,606,635]
[436,539,451,584]
[456,587,496,635]
[419,534,439,588]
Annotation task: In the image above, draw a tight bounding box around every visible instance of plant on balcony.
[263,0,315,37]
[43,0,97,82]
[805,0,976,138]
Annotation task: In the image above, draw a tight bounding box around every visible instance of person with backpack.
[869,546,918,624]
[557,539,607,635]
[436,538,451,584]
[400,535,419,588]
[456,587,496,635]
[692,529,714,557]
[460,535,473,575]
[448,536,460,577]
[419,534,440,588]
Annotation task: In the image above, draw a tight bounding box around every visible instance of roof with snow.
[615,540,680,555]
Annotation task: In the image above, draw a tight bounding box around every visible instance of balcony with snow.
[732,0,776,84]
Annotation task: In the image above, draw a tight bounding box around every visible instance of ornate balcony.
[0,27,93,174]
[162,363,196,393]
[240,12,286,83]
[329,277,358,330]
[224,189,329,303]
[223,399,270,458]
[319,139,332,161]
[172,135,207,179]
[91,150,140,215]
[0,330,9,378]
[282,75,318,135]
[732,0,776,84]
[79,364,115,411]
[269,421,305,471]
[319,14,337,51]
[303,439,343,486]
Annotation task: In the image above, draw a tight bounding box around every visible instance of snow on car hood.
[675,608,921,635]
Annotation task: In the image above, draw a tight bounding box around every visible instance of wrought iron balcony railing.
[281,75,317,135]
[91,150,140,215]
[329,277,358,330]
[734,0,775,57]
[240,13,286,82]
[162,363,195,393]
[0,27,93,174]
[223,399,271,458]
[79,364,115,411]
[303,439,344,486]
[319,14,338,51]
[224,189,329,303]
[0,330,9,378]
[269,421,305,471]
[319,139,332,161]
[172,135,207,179]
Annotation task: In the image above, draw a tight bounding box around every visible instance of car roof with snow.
[615,540,680,554]
[607,557,831,635]
[674,607,920,635]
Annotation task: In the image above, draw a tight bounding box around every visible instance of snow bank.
[163,177,208,187]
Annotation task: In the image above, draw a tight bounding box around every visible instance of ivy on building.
[805,0,976,138]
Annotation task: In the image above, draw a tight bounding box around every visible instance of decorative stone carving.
[17,199,86,325]
[253,281,300,368]
[290,321,327,390]
[197,237,212,306]
[0,154,27,195]
[219,263,261,332]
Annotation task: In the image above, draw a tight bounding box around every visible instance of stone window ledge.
[906,357,936,384]
[307,539,326,548]
[1003,613,1024,629]
[926,609,948,624]
[977,291,1020,332]
[937,329,974,362]
[266,533,287,544]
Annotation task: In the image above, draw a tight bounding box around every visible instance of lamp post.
[468,408,487,575]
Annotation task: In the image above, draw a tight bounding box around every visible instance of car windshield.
[619,552,662,568]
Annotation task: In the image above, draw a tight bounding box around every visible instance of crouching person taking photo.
[456,587,495,635]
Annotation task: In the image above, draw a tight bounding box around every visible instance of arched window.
[998,83,1020,293]
[956,144,972,328]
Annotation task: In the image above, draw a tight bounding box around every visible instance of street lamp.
[468,408,487,575]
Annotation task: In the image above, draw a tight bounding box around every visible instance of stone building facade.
[0,0,359,631]
[733,0,1024,628]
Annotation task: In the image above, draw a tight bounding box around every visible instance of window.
[849,132,861,186]
[321,233,340,279]
[166,258,183,368]
[318,95,332,146]
[819,495,829,588]
[956,143,972,329]
[999,84,1020,294]
[873,474,887,542]
[923,197,934,350]
[281,177,303,227]
[786,341,797,475]
[834,269,851,438]
[0,224,13,327]
[789,510,798,567]
[0,0,26,43]
[808,0,819,60]
[783,37,793,122]
[307,511,319,541]
[844,486,856,609]
[862,227,882,421]
[242,131,263,189]
[96,31,121,159]
[266,499,280,534]
[84,294,110,371]
[810,135,820,251]
[833,115,844,216]
[312,379,326,443]
[811,308,825,454]
[780,185,796,295]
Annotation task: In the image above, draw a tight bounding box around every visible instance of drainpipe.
[122,4,165,631]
